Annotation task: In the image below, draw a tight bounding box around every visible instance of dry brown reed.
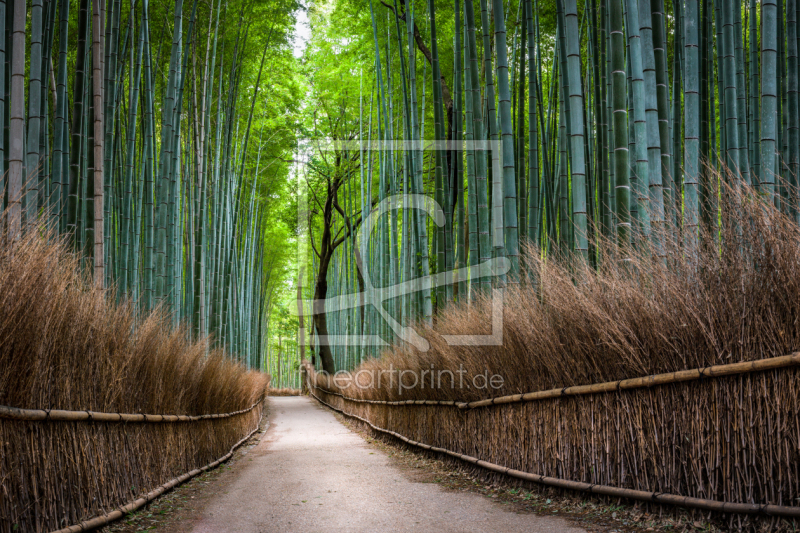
[0,229,269,532]
[308,178,800,527]
[326,180,800,402]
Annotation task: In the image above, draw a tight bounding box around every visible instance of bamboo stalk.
[684,0,700,254]
[91,0,104,286]
[762,0,779,202]
[7,0,25,243]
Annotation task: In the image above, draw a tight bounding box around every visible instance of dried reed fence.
[307,359,800,518]
[307,183,800,528]
[0,230,270,532]
[49,413,264,533]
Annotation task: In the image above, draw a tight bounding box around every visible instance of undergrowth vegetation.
[323,179,800,402]
[0,227,268,415]
[0,224,270,532]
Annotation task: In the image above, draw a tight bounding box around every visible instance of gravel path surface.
[188,396,585,533]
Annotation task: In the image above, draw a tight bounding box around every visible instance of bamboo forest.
[3,0,800,530]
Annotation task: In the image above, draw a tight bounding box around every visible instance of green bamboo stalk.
[561,0,588,260]
[464,0,490,294]
[526,0,539,248]
[479,0,504,280]
[25,0,43,223]
[492,0,521,271]
[638,0,663,250]
[715,0,726,168]
[390,0,417,317]
[406,1,432,322]
[120,13,144,296]
[610,0,631,248]
[38,0,56,216]
[425,0,450,304]
[454,0,466,300]
[464,8,478,282]
[91,0,105,286]
[733,1,750,185]
[762,0,778,202]
[699,0,708,172]
[625,0,651,244]
[142,7,156,310]
[749,0,760,183]
[625,21,638,238]
[557,89,570,253]
[7,0,25,242]
[779,0,787,210]
[674,0,685,218]
[789,0,800,215]
[556,6,574,249]
[0,0,7,226]
[517,7,527,244]
[102,0,121,285]
[684,0,700,255]
[66,0,90,243]
[651,0,672,225]
[722,0,741,178]
[155,0,184,303]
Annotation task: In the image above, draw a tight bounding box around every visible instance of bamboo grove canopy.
[0,0,301,368]
[300,0,791,372]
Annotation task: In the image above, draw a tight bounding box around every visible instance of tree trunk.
[312,261,335,374]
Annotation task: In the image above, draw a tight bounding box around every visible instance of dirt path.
[187,396,586,533]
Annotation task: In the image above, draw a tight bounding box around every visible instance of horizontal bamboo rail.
[308,352,800,409]
[49,399,267,533]
[0,395,266,423]
[308,388,800,518]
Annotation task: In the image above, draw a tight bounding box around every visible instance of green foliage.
[3,0,305,371]
[291,0,788,373]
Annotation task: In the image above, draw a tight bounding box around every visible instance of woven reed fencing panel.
[306,360,800,516]
[0,399,265,533]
